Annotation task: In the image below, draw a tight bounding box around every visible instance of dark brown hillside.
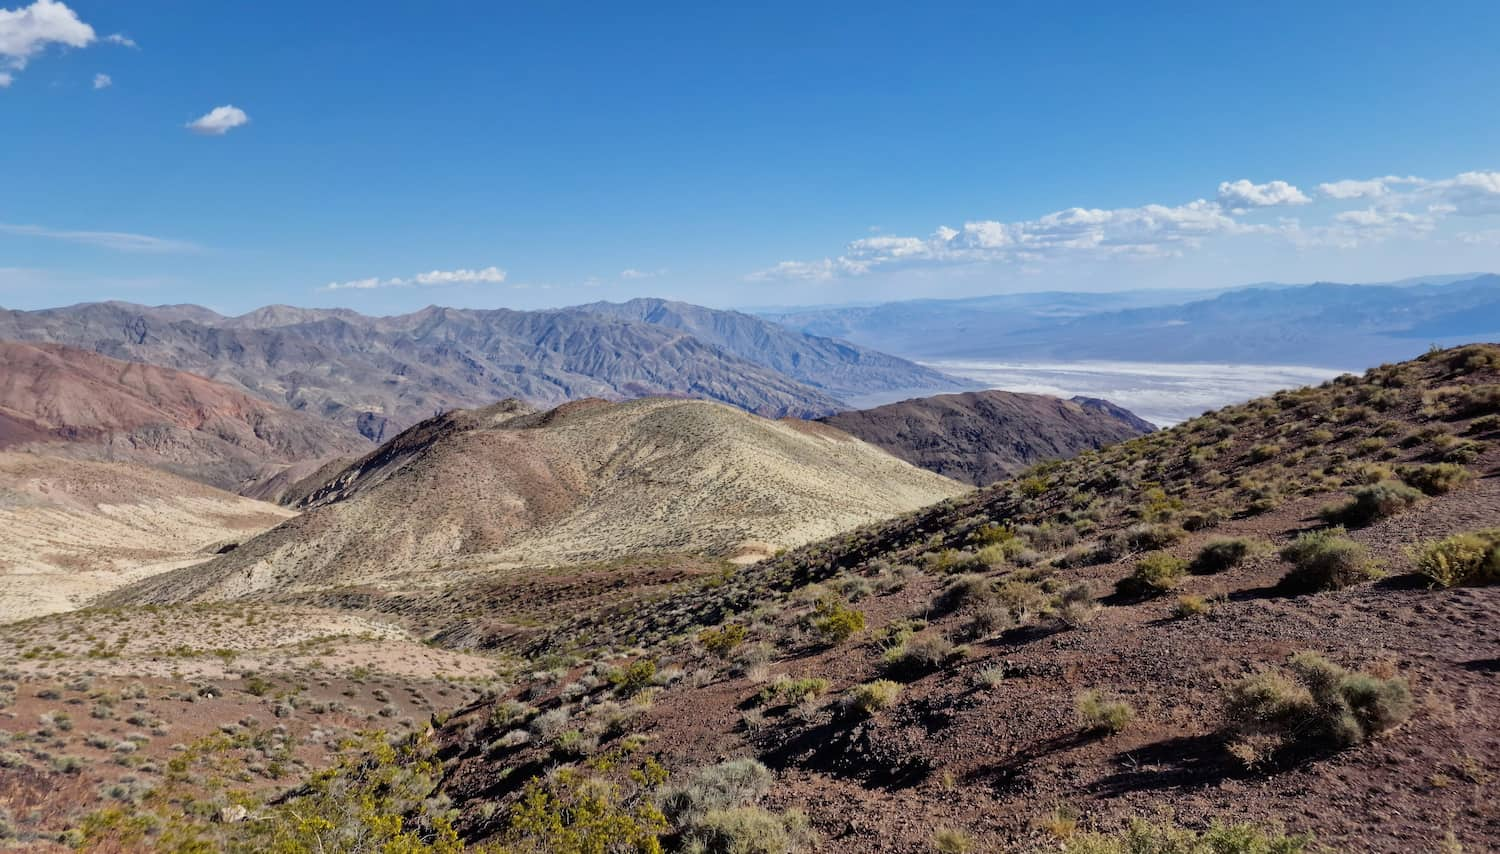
[819,389,1154,485]
[428,344,1500,853]
[0,340,369,493]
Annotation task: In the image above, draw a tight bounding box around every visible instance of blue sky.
[3,1,1500,315]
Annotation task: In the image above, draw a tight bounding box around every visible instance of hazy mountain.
[761,275,1500,366]
[575,297,966,400]
[818,389,1154,485]
[0,301,874,440]
[0,340,370,493]
[111,396,966,605]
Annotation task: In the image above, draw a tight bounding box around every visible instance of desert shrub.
[1278,528,1380,592]
[1319,480,1422,526]
[1118,552,1187,596]
[1075,690,1134,734]
[1224,652,1410,768]
[504,764,668,853]
[883,633,964,679]
[921,549,984,575]
[757,676,828,708]
[1414,529,1500,588]
[681,806,813,854]
[659,758,772,827]
[1189,537,1259,574]
[1173,594,1210,618]
[1061,817,1312,853]
[1056,582,1099,627]
[932,827,977,853]
[1469,414,1500,434]
[1247,443,1281,464]
[839,680,902,717]
[699,624,747,659]
[809,598,866,644]
[929,574,992,616]
[1443,344,1500,373]
[1181,507,1229,531]
[1122,523,1186,552]
[610,659,659,698]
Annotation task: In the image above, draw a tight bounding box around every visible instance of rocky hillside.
[0,301,964,440]
[0,340,370,495]
[111,397,968,605]
[417,344,1500,852]
[0,452,293,622]
[819,389,1154,485]
[577,297,968,401]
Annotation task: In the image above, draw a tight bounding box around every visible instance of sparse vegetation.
[1189,537,1260,574]
[1414,529,1500,588]
[1075,690,1134,734]
[1061,816,1312,853]
[1119,552,1187,596]
[1278,527,1381,592]
[839,680,902,717]
[1320,480,1422,527]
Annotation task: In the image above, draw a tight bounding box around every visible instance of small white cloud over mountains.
[750,168,1500,282]
[91,71,108,88]
[187,105,250,135]
[323,266,508,291]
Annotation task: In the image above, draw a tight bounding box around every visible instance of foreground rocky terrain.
[820,389,1155,485]
[3,344,1497,853]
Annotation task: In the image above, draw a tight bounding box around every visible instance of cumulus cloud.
[103,32,134,47]
[0,0,93,75]
[1216,179,1311,209]
[323,266,508,291]
[0,222,198,252]
[91,71,107,88]
[186,105,249,135]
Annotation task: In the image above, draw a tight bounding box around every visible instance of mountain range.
[762,274,1500,367]
[0,300,967,441]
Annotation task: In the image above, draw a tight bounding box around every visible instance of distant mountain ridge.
[818,389,1154,486]
[0,300,966,440]
[0,340,370,494]
[761,274,1500,366]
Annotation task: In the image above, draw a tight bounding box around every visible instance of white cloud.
[1432,171,1500,216]
[620,268,655,279]
[186,105,249,135]
[0,0,93,75]
[1457,229,1500,246]
[0,70,11,86]
[1216,179,1311,209]
[323,266,508,291]
[91,71,108,88]
[0,222,198,252]
[103,32,134,48]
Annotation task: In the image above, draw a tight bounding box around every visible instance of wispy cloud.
[186,105,250,135]
[0,222,200,253]
[620,268,666,280]
[91,71,108,88]
[749,169,1500,282]
[102,32,134,48]
[322,266,508,291]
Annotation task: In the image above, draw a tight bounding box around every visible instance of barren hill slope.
[425,344,1500,853]
[818,389,1154,485]
[0,453,293,621]
[0,340,369,493]
[113,397,968,604]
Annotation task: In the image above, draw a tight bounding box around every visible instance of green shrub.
[1224,651,1411,767]
[1320,480,1422,527]
[883,634,964,679]
[1189,537,1259,574]
[608,659,659,698]
[757,676,829,708]
[1247,443,1281,463]
[1061,817,1312,853]
[839,680,902,717]
[1075,690,1134,734]
[1398,463,1472,495]
[681,806,813,854]
[1414,529,1500,588]
[659,758,773,827]
[810,598,866,644]
[1278,527,1380,592]
[699,624,747,658]
[1173,594,1210,618]
[929,574,992,616]
[1118,551,1187,596]
[505,764,668,853]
